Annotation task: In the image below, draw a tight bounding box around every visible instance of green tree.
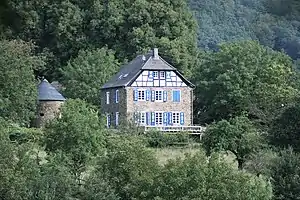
[270,148,300,200]
[203,115,266,169]
[5,0,198,79]
[147,152,272,200]
[0,40,44,125]
[44,99,106,183]
[193,41,298,126]
[100,135,160,199]
[269,102,300,152]
[61,47,120,106]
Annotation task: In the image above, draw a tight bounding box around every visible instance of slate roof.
[38,79,66,101]
[101,49,193,89]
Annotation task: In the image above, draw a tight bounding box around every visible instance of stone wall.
[36,101,64,127]
[126,87,193,125]
[101,86,194,126]
[100,87,128,127]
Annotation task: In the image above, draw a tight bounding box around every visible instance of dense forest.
[1,0,300,199]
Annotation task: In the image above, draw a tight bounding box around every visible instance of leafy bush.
[145,131,190,148]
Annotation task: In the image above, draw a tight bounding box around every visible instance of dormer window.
[123,73,128,77]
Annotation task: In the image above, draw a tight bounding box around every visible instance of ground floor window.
[135,112,146,125]
[106,114,111,128]
[155,112,163,125]
[172,112,180,124]
[116,112,119,126]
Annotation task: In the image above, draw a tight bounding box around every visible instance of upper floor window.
[138,90,146,101]
[155,90,163,101]
[172,90,181,102]
[160,71,165,79]
[115,90,119,103]
[106,92,110,104]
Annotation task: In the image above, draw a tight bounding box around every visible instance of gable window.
[153,71,158,79]
[172,112,180,124]
[155,112,163,125]
[115,90,119,103]
[106,92,110,104]
[172,90,181,102]
[138,90,146,101]
[155,90,163,101]
[160,71,165,79]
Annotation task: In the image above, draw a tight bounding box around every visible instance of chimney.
[153,48,159,60]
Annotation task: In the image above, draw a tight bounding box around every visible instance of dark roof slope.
[101,49,193,89]
[38,79,66,101]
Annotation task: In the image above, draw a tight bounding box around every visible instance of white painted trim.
[115,90,119,103]
[115,112,119,126]
[106,91,110,104]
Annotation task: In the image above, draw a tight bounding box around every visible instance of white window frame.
[115,90,119,103]
[115,112,119,126]
[155,112,163,126]
[134,112,146,125]
[106,113,111,127]
[106,91,110,104]
[155,90,163,102]
[160,71,165,79]
[140,112,146,125]
[138,89,146,101]
[172,112,180,125]
[172,90,181,102]
[153,71,158,79]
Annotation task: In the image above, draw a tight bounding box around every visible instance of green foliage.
[189,0,300,60]
[0,118,75,200]
[100,135,160,199]
[3,0,198,79]
[145,131,190,147]
[270,149,300,200]
[44,99,106,180]
[0,40,44,125]
[193,41,298,126]
[147,152,272,200]
[62,47,120,106]
[203,115,265,169]
[269,102,300,152]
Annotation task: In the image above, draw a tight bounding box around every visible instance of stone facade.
[126,87,193,126]
[101,86,193,127]
[36,101,64,127]
[100,87,127,127]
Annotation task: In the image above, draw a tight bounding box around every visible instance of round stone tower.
[36,78,66,127]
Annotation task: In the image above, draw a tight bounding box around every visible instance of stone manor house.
[101,48,195,128]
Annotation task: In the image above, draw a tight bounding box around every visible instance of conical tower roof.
[38,79,66,101]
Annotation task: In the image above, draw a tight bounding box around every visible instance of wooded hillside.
[1,0,300,199]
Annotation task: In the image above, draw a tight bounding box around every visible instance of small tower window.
[40,113,44,117]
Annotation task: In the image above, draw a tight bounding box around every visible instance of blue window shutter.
[172,91,176,102]
[151,90,155,101]
[146,90,150,101]
[151,112,155,126]
[163,112,168,125]
[168,112,172,125]
[178,91,181,102]
[146,112,150,125]
[134,89,138,101]
[180,112,184,125]
[163,91,167,102]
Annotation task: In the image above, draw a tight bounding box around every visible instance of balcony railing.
[144,125,206,135]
